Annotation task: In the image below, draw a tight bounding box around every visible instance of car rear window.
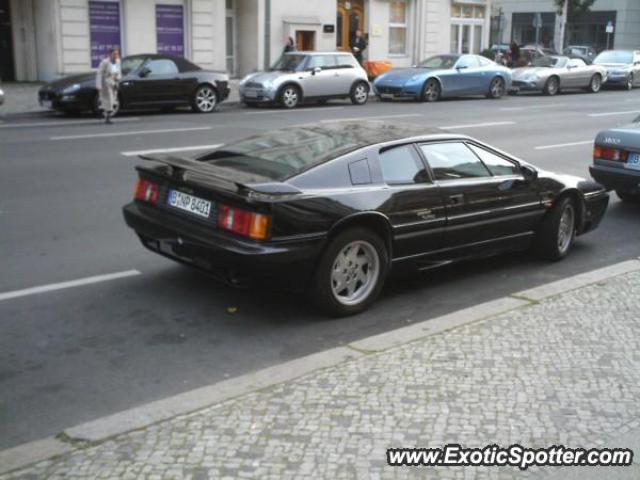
[594,51,633,64]
[197,125,366,181]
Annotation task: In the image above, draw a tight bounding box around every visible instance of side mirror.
[311,67,322,75]
[139,67,151,78]
[521,165,538,182]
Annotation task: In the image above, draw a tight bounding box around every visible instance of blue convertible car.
[373,54,512,102]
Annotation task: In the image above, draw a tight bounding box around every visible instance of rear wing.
[138,153,302,196]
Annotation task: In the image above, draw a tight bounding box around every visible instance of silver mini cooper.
[239,52,370,108]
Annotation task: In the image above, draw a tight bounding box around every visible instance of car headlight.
[62,84,81,95]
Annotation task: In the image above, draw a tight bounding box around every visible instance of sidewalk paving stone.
[2,269,640,479]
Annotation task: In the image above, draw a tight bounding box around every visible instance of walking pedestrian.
[283,36,296,55]
[351,30,367,65]
[96,48,121,124]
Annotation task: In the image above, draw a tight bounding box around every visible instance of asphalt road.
[2,89,640,450]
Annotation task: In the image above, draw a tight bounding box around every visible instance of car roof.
[288,51,354,56]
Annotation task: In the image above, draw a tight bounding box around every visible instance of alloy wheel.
[557,204,575,255]
[546,77,559,95]
[490,78,505,98]
[423,79,440,102]
[590,75,601,92]
[195,86,217,112]
[330,240,380,306]
[281,87,299,108]
[353,83,368,104]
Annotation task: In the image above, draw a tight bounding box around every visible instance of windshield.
[418,55,459,69]
[594,51,633,64]
[270,54,306,72]
[532,56,567,68]
[121,56,145,76]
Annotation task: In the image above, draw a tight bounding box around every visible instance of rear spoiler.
[138,153,302,196]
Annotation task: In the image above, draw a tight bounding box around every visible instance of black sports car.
[38,54,229,115]
[590,115,640,203]
[123,121,609,316]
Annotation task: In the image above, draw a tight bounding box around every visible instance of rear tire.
[350,81,369,105]
[310,228,388,317]
[533,196,577,261]
[616,190,640,203]
[586,74,602,93]
[487,76,505,99]
[421,78,441,102]
[543,76,559,96]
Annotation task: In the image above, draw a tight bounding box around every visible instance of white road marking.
[588,110,640,117]
[121,144,223,157]
[534,140,592,150]
[439,121,515,130]
[0,117,141,129]
[500,104,567,111]
[50,126,212,141]
[321,113,423,123]
[246,106,345,115]
[0,270,141,302]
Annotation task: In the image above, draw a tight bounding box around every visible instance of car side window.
[335,55,358,69]
[456,55,479,69]
[467,144,520,176]
[307,55,337,70]
[379,145,429,185]
[420,142,491,181]
[146,59,179,76]
[567,58,586,68]
[477,56,491,67]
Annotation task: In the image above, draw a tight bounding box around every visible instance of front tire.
[421,78,441,102]
[310,228,388,316]
[192,85,218,113]
[487,76,505,99]
[533,196,577,261]
[587,74,602,93]
[543,76,559,96]
[616,190,640,203]
[350,81,369,105]
[279,85,301,109]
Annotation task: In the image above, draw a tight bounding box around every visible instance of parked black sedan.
[590,115,640,203]
[38,54,229,115]
[123,121,609,316]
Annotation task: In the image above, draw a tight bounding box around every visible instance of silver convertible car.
[372,54,512,102]
[510,56,607,96]
[239,52,370,109]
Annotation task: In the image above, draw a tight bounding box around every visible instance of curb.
[2,258,640,475]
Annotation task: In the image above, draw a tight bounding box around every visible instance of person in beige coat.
[96,49,121,124]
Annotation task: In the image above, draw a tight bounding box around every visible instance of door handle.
[448,194,464,205]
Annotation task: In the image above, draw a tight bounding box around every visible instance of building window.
[451,2,485,54]
[225,0,236,75]
[389,1,407,55]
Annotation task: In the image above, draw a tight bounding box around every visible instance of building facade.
[491,0,640,52]
[1,0,492,82]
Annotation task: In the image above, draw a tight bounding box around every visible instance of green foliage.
[553,0,596,20]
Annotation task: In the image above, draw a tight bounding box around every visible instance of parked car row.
[35,49,640,116]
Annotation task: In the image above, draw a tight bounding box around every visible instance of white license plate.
[625,152,640,170]
[244,89,259,98]
[380,93,394,99]
[41,100,52,109]
[167,190,212,218]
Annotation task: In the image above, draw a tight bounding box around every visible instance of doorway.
[337,0,364,51]
[296,30,316,51]
[0,0,15,81]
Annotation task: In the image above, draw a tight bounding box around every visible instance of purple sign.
[156,5,184,57]
[89,1,121,68]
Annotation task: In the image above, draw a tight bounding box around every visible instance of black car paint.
[123,122,609,291]
[590,122,640,193]
[38,54,229,114]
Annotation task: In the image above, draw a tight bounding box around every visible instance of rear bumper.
[581,191,609,234]
[123,202,326,290]
[589,164,640,193]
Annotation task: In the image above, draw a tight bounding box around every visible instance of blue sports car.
[373,54,512,102]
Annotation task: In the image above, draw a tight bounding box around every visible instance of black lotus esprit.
[123,121,609,316]
[38,54,229,115]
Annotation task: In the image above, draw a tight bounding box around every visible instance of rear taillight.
[594,145,628,162]
[218,204,271,241]
[134,178,159,204]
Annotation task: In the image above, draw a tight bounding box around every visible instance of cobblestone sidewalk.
[3,269,640,479]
